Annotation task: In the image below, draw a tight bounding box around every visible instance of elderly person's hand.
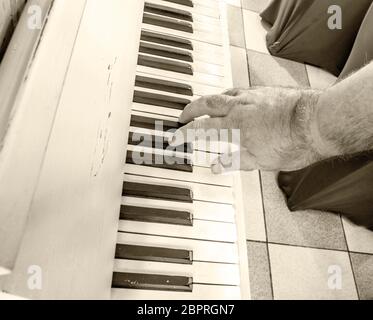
[169,87,324,173]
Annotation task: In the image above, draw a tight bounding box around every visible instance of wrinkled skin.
[169,62,373,173]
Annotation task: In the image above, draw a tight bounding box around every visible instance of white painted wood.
[122,197,235,223]
[124,173,234,204]
[220,0,252,299]
[119,219,237,242]
[117,232,239,264]
[0,0,82,272]
[3,0,144,299]
[114,259,240,286]
[0,0,52,144]
[111,285,241,300]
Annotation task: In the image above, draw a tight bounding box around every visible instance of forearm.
[313,62,373,157]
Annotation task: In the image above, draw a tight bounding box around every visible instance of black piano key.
[143,12,193,34]
[130,114,181,132]
[112,272,193,292]
[144,2,193,22]
[126,150,193,173]
[163,0,194,8]
[139,41,193,63]
[128,132,193,153]
[115,244,193,265]
[138,54,194,75]
[120,205,193,226]
[135,75,193,96]
[133,91,190,111]
[123,182,193,203]
[141,30,193,50]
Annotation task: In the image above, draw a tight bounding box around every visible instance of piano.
[0,0,256,300]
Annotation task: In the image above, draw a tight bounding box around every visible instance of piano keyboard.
[111,0,250,300]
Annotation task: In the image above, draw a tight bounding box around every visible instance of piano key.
[147,0,221,26]
[128,131,192,153]
[130,114,180,132]
[160,0,220,19]
[137,65,225,88]
[136,75,193,96]
[120,205,193,226]
[111,285,241,300]
[126,163,233,187]
[123,174,234,204]
[142,23,222,46]
[138,54,194,75]
[140,31,225,65]
[115,244,193,264]
[139,42,193,63]
[112,272,193,292]
[136,72,223,96]
[118,219,237,242]
[133,90,190,110]
[123,181,193,203]
[144,2,194,22]
[140,50,225,77]
[143,12,194,34]
[163,0,194,8]
[117,232,238,264]
[127,144,216,169]
[126,150,193,173]
[123,196,234,223]
[114,259,240,286]
[141,29,193,50]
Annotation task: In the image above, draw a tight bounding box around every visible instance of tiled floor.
[224,0,373,300]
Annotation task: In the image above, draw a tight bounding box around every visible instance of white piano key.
[139,51,225,77]
[136,72,225,95]
[134,86,198,102]
[127,144,217,169]
[125,163,233,187]
[118,219,237,242]
[156,0,221,19]
[111,285,241,300]
[137,65,225,88]
[124,172,234,204]
[122,196,235,223]
[142,23,222,46]
[140,39,224,66]
[114,260,240,286]
[117,232,238,263]
[146,0,221,25]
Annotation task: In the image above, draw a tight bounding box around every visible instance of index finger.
[179,94,234,124]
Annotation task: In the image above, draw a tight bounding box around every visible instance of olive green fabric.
[260,0,373,76]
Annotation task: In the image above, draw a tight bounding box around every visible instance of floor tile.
[306,65,337,90]
[241,171,266,242]
[343,218,373,254]
[350,253,373,300]
[227,4,246,48]
[261,171,347,251]
[247,241,273,300]
[247,50,309,87]
[229,45,250,87]
[269,244,358,300]
[242,9,270,54]
[242,0,271,13]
